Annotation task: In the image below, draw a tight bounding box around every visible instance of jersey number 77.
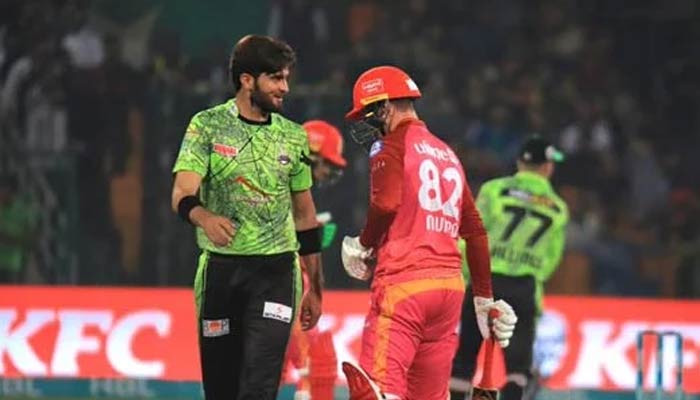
[500,205,553,247]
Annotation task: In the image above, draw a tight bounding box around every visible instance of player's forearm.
[172,187,214,227]
[172,171,205,222]
[301,252,324,297]
[362,150,402,248]
[188,206,216,228]
[292,190,319,230]
[359,205,395,248]
[465,233,493,298]
[171,181,196,213]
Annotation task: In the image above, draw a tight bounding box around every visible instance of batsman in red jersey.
[340,66,518,400]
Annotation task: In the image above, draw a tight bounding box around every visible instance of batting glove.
[341,236,373,281]
[474,297,518,348]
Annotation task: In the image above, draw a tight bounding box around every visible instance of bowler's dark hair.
[228,35,296,92]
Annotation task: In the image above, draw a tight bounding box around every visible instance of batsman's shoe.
[470,386,499,400]
[342,362,384,400]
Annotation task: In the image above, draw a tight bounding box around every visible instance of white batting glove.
[473,297,518,348]
[490,299,517,348]
[341,236,373,281]
[474,296,495,340]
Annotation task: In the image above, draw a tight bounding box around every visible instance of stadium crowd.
[1,0,698,297]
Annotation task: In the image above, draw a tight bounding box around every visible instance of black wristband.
[177,195,202,225]
[297,226,321,255]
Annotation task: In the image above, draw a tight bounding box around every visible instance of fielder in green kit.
[171,35,323,400]
[450,136,569,400]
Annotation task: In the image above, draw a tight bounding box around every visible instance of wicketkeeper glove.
[474,296,518,348]
[341,236,373,281]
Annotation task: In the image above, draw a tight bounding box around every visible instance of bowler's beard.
[250,82,281,114]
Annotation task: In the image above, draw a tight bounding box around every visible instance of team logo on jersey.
[278,153,291,165]
[369,140,383,158]
[202,318,230,337]
[213,143,238,158]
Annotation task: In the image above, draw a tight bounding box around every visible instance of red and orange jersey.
[359,118,492,297]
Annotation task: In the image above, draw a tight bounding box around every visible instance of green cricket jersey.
[462,171,568,308]
[173,98,313,255]
[478,171,568,279]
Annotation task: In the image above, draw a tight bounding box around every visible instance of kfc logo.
[0,309,171,378]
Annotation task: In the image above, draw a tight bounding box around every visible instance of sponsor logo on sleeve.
[369,140,383,158]
[213,144,238,158]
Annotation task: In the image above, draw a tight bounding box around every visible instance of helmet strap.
[348,101,389,152]
[366,101,389,135]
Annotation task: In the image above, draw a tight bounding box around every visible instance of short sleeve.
[541,201,569,281]
[172,114,209,177]
[474,180,499,229]
[290,131,313,192]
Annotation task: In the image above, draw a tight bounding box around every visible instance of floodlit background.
[1,0,699,399]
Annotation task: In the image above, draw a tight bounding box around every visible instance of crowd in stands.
[1,0,698,297]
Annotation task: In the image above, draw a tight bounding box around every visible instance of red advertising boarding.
[0,286,199,380]
[536,296,700,393]
[1,287,699,393]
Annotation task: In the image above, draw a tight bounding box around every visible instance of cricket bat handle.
[481,337,496,387]
[480,309,500,387]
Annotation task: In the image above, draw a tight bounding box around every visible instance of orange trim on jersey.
[371,276,465,388]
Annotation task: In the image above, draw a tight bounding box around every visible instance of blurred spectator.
[0,173,38,283]
[670,190,700,297]
[268,0,331,81]
[58,0,128,284]
[61,0,104,69]
[463,104,522,177]
[346,0,382,45]
[624,138,670,222]
[1,35,70,153]
[99,34,135,175]
[560,185,602,252]
[537,0,584,65]
[556,98,620,197]
[139,28,198,286]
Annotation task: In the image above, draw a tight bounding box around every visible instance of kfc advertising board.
[0,286,199,380]
[1,286,699,394]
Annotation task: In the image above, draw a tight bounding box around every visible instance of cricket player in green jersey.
[171,35,323,400]
[450,136,569,400]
